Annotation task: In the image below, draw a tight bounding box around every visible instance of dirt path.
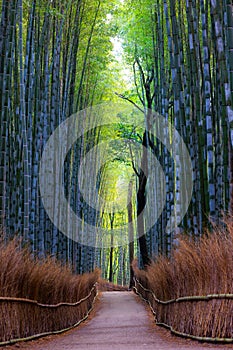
[6,292,233,350]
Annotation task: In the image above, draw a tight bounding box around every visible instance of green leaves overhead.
[118,0,154,66]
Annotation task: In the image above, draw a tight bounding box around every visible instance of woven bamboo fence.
[0,283,97,346]
[134,278,233,343]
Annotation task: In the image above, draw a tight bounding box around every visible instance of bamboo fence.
[134,278,233,343]
[0,283,98,346]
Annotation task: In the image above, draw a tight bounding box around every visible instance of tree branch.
[115,92,144,113]
[135,56,146,87]
[128,142,140,177]
[133,61,145,106]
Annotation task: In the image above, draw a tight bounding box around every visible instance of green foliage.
[118,0,154,66]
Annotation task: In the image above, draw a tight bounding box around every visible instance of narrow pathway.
[11,292,233,350]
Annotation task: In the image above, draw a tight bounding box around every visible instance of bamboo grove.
[0,0,233,284]
[0,0,120,274]
[119,0,233,260]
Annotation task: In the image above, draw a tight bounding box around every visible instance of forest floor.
[4,292,233,350]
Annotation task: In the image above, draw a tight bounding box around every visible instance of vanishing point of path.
[7,292,233,350]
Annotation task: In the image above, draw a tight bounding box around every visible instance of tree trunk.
[109,213,114,283]
[137,131,151,267]
[128,179,134,288]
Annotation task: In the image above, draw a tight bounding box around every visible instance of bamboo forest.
[0,0,233,286]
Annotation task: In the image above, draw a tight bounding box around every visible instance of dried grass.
[0,237,100,343]
[133,218,233,339]
[98,279,128,291]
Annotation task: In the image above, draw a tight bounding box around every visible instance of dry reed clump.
[133,218,233,340]
[0,237,100,343]
[98,279,128,291]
